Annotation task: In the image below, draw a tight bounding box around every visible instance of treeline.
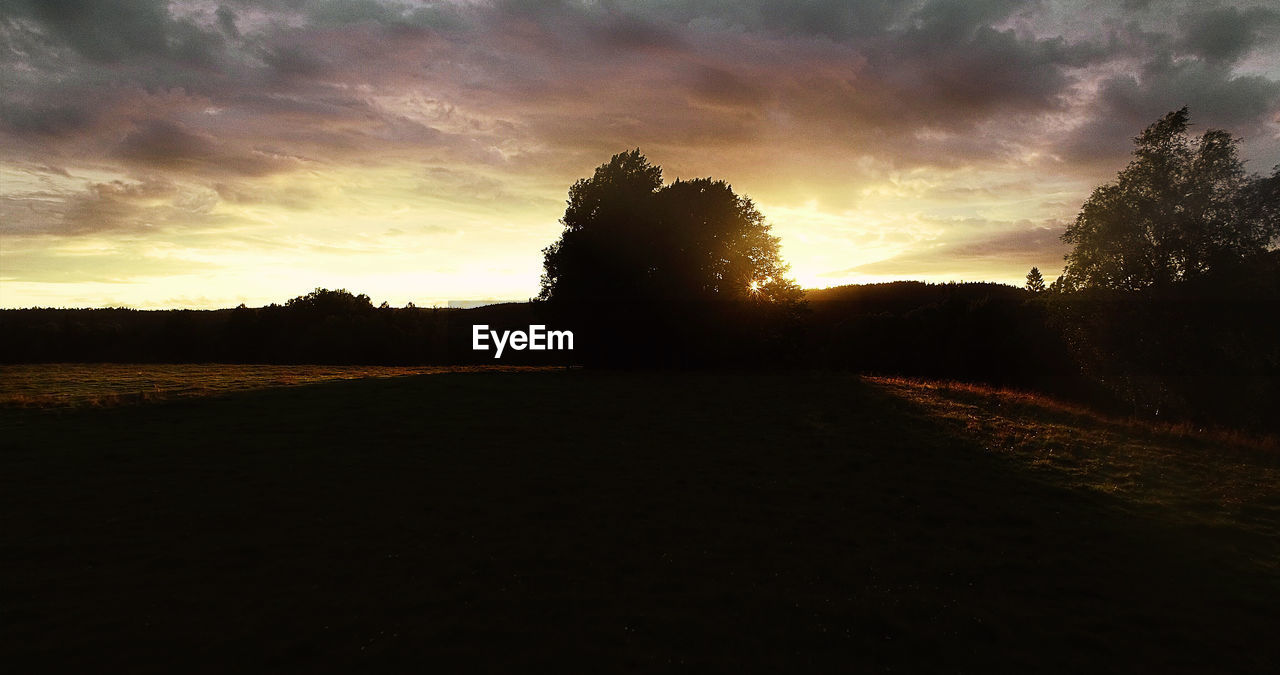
[1045,253,1280,431]
[1,283,1059,381]
[3,274,1277,430]
[802,261,1280,432]
[802,281,1080,391]
[0,290,565,366]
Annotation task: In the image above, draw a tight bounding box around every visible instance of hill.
[804,280,1027,310]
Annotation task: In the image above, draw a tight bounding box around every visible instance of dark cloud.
[215,5,240,39]
[115,120,301,177]
[261,43,331,79]
[1058,56,1280,167]
[862,25,1092,125]
[66,180,191,235]
[752,0,909,41]
[3,0,223,65]
[907,0,1025,41]
[216,0,467,34]
[6,0,171,62]
[687,66,770,108]
[593,14,685,52]
[0,178,228,237]
[116,121,220,168]
[628,0,913,41]
[0,102,92,138]
[1177,6,1280,64]
[306,0,405,27]
[4,0,1274,175]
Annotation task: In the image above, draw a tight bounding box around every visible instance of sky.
[2,0,1278,309]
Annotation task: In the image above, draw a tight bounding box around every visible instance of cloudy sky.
[2,0,1278,308]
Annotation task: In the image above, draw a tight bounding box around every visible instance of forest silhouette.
[2,109,1277,429]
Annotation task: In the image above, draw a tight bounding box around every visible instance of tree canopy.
[539,150,801,307]
[284,288,374,315]
[1060,107,1278,291]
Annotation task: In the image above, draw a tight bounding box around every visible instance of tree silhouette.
[1240,165,1280,239]
[1045,110,1280,427]
[539,149,801,307]
[285,288,373,315]
[1025,267,1046,293]
[538,149,802,366]
[1060,108,1276,291]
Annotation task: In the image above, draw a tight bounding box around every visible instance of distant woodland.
[4,270,1278,432]
[0,282,1043,374]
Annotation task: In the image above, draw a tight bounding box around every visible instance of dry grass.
[1,390,178,408]
[870,376,1277,451]
[0,363,563,409]
[867,375,1280,559]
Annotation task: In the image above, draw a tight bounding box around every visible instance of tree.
[538,149,803,366]
[1239,165,1280,242]
[1060,107,1277,291]
[1048,111,1280,428]
[284,288,373,315]
[539,149,801,307]
[1025,267,1046,293]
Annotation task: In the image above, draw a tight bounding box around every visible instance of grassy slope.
[2,371,1277,672]
[871,377,1280,541]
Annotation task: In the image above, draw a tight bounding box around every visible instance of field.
[0,363,552,407]
[2,368,1278,671]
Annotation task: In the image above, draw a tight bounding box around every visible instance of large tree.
[538,150,802,366]
[1060,108,1278,291]
[539,149,801,307]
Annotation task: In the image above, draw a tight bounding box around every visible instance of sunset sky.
[2,0,1278,308]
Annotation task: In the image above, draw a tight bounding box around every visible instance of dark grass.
[2,371,1277,672]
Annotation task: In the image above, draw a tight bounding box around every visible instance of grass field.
[0,363,552,407]
[2,370,1277,672]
